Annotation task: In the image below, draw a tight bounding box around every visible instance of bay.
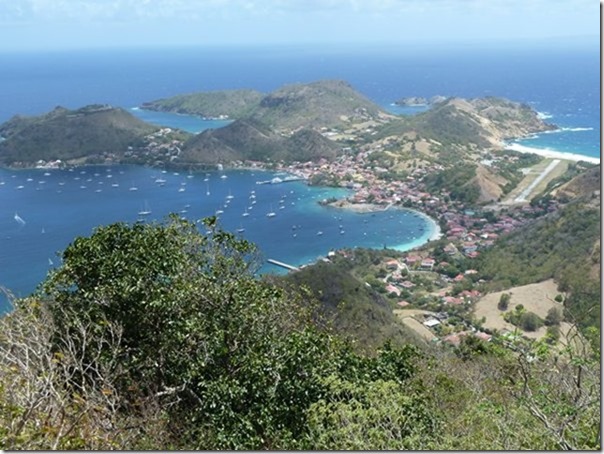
[0,165,432,311]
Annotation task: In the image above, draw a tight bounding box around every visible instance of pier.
[267,259,300,272]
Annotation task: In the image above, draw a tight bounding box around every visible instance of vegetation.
[273,260,423,353]
[0,216,599,450]
[498,292,511,310]
[504,305,544,332]
[180,119,340,165]
[476,201,600,330]
[494,151,543,195]
[141,89,264,118]
[0,105,159,166]
[423,163,481,204]
[143,80,385,131]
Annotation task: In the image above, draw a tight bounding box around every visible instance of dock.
[267,259,300,272]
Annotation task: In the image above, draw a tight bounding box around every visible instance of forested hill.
[141,88,264,119]
[142,79,390,130]
[0,105,159,167]
[180,118,341,164]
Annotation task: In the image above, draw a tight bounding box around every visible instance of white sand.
[504,143,600,164]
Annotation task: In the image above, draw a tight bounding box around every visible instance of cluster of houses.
[136,128,184,163]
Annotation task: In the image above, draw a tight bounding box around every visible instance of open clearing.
[474,279,568,340]
[393,309,438,341]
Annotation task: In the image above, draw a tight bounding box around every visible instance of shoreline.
[324,199,443,245]
[503,142,600,165]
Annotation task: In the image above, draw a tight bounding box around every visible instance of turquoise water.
[129,107,232,133]
[0,165,431,311]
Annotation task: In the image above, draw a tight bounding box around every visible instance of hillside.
[141,89,264,119]
[552,164,601,202]
[0,105,159,166]
[271,261,424,353]
[142,80,390,131]
[248,79,389,130]
[179,118,340,164]
[378,96,554,150]
[476,196,601,329]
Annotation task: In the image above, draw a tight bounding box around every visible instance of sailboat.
[206,181,210,196]
[242,207,250,217]
[266,205,276,218]
[138,201,152,216]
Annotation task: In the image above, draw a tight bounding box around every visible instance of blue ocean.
[0,44,599,311]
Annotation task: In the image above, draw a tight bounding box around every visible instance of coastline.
[503,142,600,165]
[324,199,443,246]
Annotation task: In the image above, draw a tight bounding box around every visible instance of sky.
[0,0,599,52]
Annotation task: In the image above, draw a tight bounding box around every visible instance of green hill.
[0,105,158,166]
[476,196,601,329]
[271,261,423,353]
[141,89,264,118]
[142,80,389,131]
[179,118,340,164]
[248,79,387,130]
[377,96,554,149]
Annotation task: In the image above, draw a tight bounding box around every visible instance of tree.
[0,296,157,450]
[36,216,340,449]
[305,344,439,450]
[544,307,562,326]
[518,312,543,332]
[497,293,511,311]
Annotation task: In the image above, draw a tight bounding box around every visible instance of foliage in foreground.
[0,217,599,450]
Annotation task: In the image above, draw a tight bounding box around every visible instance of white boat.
[317,231,323,236]
[138,201,152,216]
[129,186,138,191]
[14,213,25,226]
[242,208,250,217]
[220,175,228,180]
[236,227,245,233]
[178,187,186,192]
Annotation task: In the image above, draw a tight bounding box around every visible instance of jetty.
[267,259,300,272]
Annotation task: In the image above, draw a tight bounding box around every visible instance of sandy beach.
[504,143,600,164]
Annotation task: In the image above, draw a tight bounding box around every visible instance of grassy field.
[474,279,567,340]
[393,309,438,341]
